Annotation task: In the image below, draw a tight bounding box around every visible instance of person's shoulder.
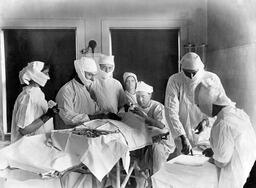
[57,79,76,95]
[203,71,220,80]
[151,100,164,109]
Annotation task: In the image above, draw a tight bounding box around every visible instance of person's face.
[183,68,199,79]
[125,76,136,92]
[100,64,114,73]
[136,91,151,108]
[84,71,95,81]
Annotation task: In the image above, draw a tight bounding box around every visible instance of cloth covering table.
[0,115,159,187]
[151,154,219,188]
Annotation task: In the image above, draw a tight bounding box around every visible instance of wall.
[0,0,207,53]
[207,0,256,130]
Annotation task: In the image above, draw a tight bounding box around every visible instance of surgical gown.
[55,79,100,126]
[91,77,127,113]
[11,86,53,143]
[165,71,224,149]
[211,106,256,188]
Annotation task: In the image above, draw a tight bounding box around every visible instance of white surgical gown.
[91,77,127,113]
[211,106,256,188]
[142,100,175,173]
[55,79,99,126]
[165,71,223,148]
[11,86,53,143]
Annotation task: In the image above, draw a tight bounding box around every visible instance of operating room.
[0,0,255,187]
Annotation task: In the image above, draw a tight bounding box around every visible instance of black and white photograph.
[0,0,255,187]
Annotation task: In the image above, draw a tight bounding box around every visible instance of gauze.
[19,61,50,87]
[74,57,97,87]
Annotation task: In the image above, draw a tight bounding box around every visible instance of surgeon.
[91,55,127,114]
[164,52,225,155]
[133,81,175,173]
[123,72,138,106]
[56,57,110,128]
[11,61,58,142]
[195,78,256,188]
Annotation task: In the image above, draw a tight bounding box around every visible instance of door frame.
[0,18,85,133]
[101,18,188,64]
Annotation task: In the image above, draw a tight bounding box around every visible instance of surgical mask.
[99,69,113,79]
[183,69,203,83]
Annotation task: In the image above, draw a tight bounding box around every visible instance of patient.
[194,78,256,188]
[132,81,175,173]
[11,61,58,143]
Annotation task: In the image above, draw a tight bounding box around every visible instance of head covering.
[98,55,115,79]
[136,81,153,93]
[74,57,97,87]
[99,55,115,66]
[19,61,50,87]
[195,77,234,116]
[123,72,138,83]
[181,52,205,71]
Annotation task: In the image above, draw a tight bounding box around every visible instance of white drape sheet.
[151,155,219,188]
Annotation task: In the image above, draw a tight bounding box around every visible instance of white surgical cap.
[136,81,153,93]
[19,61,50,87]
[181,52,204,71]
[123,72,138,83]
[99,55,115,66]
[195,78,234,116]
[74,57,97,86]
[75,57,97,74]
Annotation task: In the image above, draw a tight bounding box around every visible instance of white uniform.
[91,77,126,114]
[165,70,223,148]
[124,90,137,105]
[211,106,256,188]
[143,100,175,173]
[11,86,53,142]
[55,79,99,126]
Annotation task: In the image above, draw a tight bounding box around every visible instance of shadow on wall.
[206,0,256,131]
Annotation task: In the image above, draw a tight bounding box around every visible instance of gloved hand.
[124,104,131,112]
[45,106,59,117]
[180,135,192,155]
[41,106,59,123]
[202,148,214,157]
[88,113,108,120]
[130,107,148,118]
[194,119,208,134]
[106,112,122,121]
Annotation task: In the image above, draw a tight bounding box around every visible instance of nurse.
[195,78,256,188]
[11,61,58,142]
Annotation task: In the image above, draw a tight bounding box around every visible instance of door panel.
[111,29,178,103]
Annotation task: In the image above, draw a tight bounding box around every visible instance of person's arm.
[19,107,58,135]
[117,82,128,110]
